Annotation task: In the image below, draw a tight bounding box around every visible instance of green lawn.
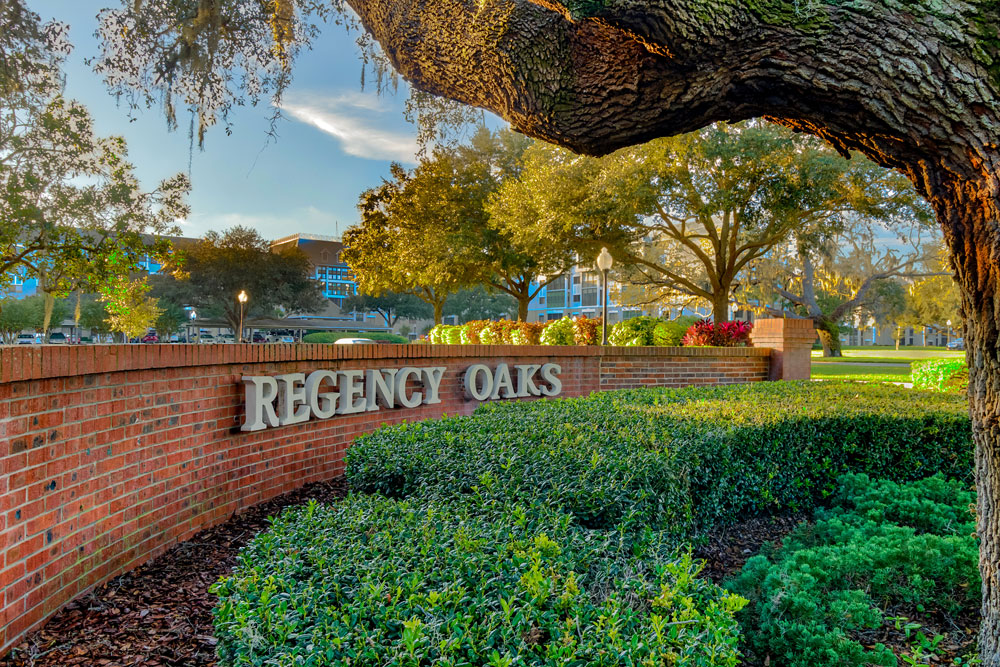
[812,347,964,364]
[811,363,913,382]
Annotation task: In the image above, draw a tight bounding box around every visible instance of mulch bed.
[0,478,347,667]
[0,494,979,666]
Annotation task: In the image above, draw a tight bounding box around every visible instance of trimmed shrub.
[539,316,576,345]
[572,316,602,345]
[681,319,753,346]
[347,382,972,534]
[727,473,979,667]
[460,320,489,344]
[511,320,545,345]
[653,315,700,346]
[912,357,969,393]
[607,315,661,346]
[213,495,747,667]
[302,331,408,344]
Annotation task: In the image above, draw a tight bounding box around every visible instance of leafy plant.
[607,315,661,346]
[539,316,575,345]
[912,358,969,393]
[347,382,972,535]
[727,473,979,667]
[213,496,747,667]
[653,315,700,346]
[681,319,753,346]
[572,315,602,345]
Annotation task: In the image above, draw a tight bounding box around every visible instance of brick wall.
[0,342,770,655]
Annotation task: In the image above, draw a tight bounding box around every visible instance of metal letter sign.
[241,363,562,432]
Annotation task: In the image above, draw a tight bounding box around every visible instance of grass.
[812,347,964,363]
[811,363,913,382]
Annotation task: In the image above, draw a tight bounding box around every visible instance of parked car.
[48,332,68,344]
[251,332,267,343]
[275,335,296,344]
[141,333,159,343]
[947,337,965,350]
[16,333,38,345]
[335,337,376,345]
[220,334,235,344]
[197,333,215,344]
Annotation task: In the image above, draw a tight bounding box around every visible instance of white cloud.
[179,206,348,241]
[280,91,419,164]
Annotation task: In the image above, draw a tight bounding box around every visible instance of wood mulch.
[0,478,348,667]
[0,494,979,666]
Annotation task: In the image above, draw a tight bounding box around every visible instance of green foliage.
[653,315,699,346]
[213,495,746,667]
[157,226,324,335]
[302,331,409,344]
[0,298,37,343]
[608,315,661,346]
[912,358,969,393]
[539,316,575,345]
[342,290,433,327]
[727,473,979,667]
[347,382,972,535]
[444,286,517,323]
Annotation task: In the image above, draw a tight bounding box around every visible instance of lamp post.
[188,309,196,343]
[596,247,613,345]
[237,291,248,343]
[947,319,952,345]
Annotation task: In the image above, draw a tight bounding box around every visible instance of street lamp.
[947,319,953,345]
[596,247,613,345]
[237,291,248,343]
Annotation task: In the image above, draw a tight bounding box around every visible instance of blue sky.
[31,2,493,240]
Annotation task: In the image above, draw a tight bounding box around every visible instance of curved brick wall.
[0,341,774,654]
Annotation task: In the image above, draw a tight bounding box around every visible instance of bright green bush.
[653,316,699,346]
[347,382,972,534]
[213,495,747,667]
[607,315,661,346]
[539,316,575,345]
[302,331,409,344]
[727,473,979,667]
[912,357,969,393]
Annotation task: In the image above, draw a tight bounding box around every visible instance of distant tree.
[444,287,517,323]
[0,299,34,343]
[341,291,432,328]
[155,300,189,337]
[496,122,929,322]
[160,226,325,335]
[344,128,577,323]
[760,217,938,356]
[78,296,111,340]
[99,276,161,341]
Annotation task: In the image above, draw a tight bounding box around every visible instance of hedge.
[912,357,969,393]
[727,473,979,666]
[347,382,972,535]
[303,331,409,344]
[427,315,738,347]
[213,495,747,667]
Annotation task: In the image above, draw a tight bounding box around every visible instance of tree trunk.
[711,291,729,324]
[940,183,1000,662]
[433,300,443,325]
[42,292,54,341]
[518,296,529,322]
[814,320,842,357]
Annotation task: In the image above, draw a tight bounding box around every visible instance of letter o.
[464,364,494,401]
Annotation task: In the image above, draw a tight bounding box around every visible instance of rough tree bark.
[343,0,1000,658]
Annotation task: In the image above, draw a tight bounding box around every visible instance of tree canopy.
[153,226,325,335]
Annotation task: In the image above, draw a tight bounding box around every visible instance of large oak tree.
[84,0,1000,660]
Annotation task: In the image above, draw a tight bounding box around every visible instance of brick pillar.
[749,318,818,381]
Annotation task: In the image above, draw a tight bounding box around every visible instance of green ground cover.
[212,383,973,666]
[729,474,979,666]
[302,331,409,344]
[812,347,964,363]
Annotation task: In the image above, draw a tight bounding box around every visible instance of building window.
[547,312,562,321]
[622,309,642,320]
[581,271,599,307]
[538,297,545,306]
[547,275,567,308]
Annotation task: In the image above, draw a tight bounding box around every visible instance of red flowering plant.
[681,319,753,347]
